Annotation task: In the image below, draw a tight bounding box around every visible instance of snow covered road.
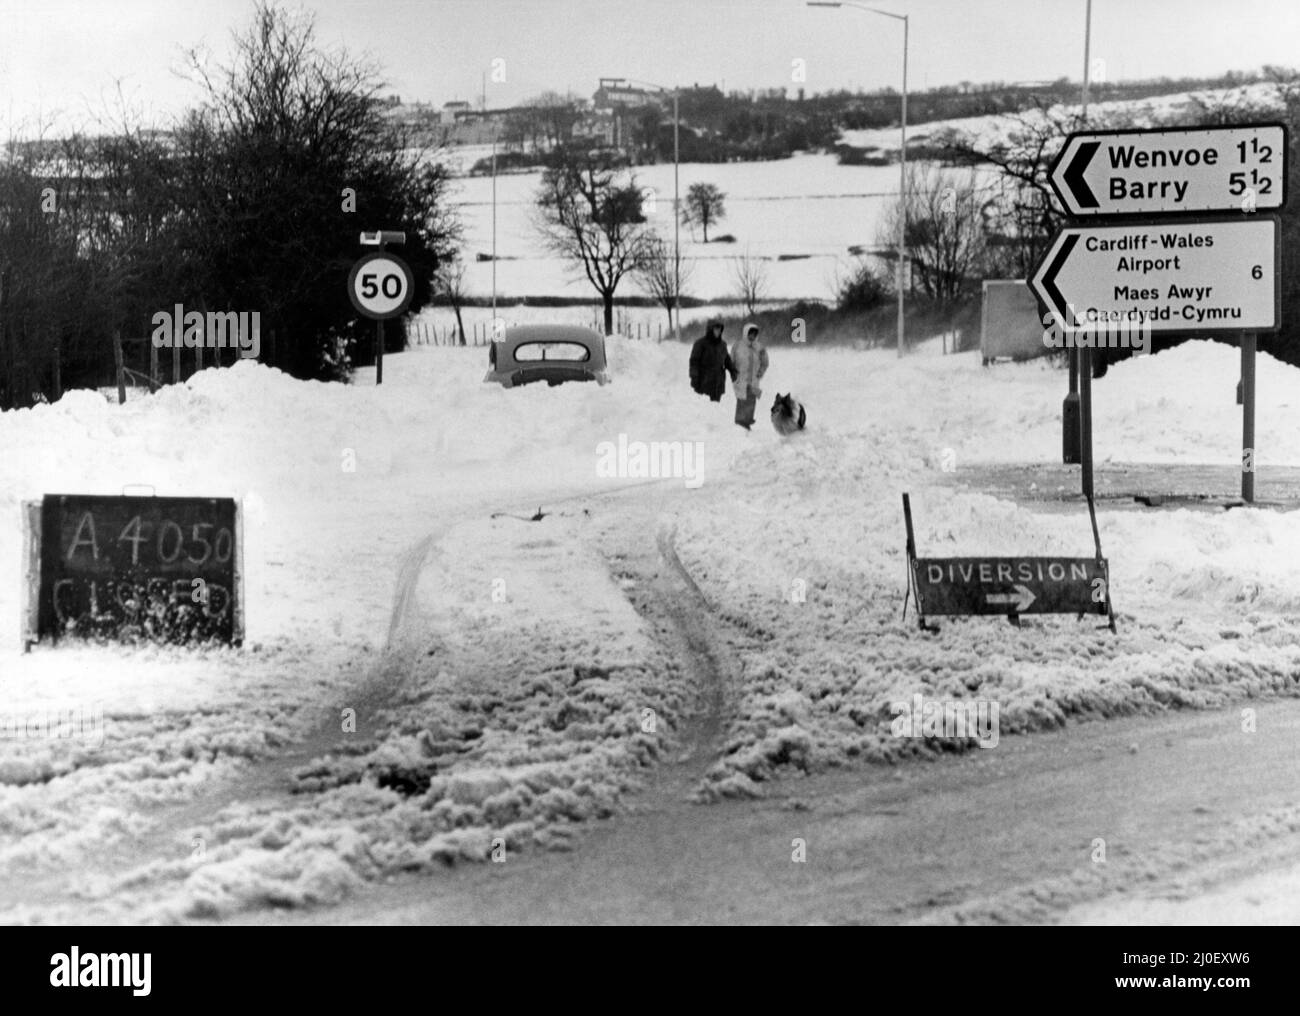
[3,335,1300,922]
[233,696,1300,926]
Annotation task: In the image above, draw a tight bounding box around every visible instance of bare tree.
[731,248,769,317]
[534,148,654,335]
[635,234,693,336]
[176,2,460,379]
[521,91,584,151]
[682,182,726,243]
[436,256,469,345]
[936,101,1137,279]
[876,164,992,304]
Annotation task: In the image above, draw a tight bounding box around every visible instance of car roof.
[495,325,607,365]
[499,325,605,347]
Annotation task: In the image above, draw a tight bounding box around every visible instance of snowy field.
[3,333,1300,921]
[433,83,1285,311]
[446,152,908,304]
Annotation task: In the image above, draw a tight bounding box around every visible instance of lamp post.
[807,1,908,357]
[492,136,497,323]
[484,70,498,324]
[625,79,681,339]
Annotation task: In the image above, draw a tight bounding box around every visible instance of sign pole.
[1078,344,1094,500]
[1063,352,1080,463]
[112,330,126,405]
[1072,0,1090,473]
[901,492,936,632]
[349,231,411,385]
[1242,332,1256,503]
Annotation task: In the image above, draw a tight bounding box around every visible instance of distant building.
[593,78,667,111]
[440,100,472,125]
[573,111,615,147]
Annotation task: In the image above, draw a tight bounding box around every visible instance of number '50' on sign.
[348,252,415,320]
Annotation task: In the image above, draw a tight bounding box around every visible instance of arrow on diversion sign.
[985,585,1036,612]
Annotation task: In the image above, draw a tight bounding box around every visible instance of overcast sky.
[3,0,1298,135]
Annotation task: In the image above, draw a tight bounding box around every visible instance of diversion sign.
[901,494,1116,632]
[913,556,1109,617]
[30,494,243,645]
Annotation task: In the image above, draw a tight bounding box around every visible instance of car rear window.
[512,341,591,362]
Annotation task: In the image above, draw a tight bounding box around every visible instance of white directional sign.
[1050,124,1287,217]
[1030,218,1279,334]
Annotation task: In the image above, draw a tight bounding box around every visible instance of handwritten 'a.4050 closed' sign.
[28,494,244,646]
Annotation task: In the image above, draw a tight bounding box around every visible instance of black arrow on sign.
[1063,140,1100,209]
[1040,233,1078,323]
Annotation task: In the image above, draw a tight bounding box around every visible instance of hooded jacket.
[690,329,733,400]
[730,332,769,400]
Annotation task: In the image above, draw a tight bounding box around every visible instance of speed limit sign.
[348,251,415,320]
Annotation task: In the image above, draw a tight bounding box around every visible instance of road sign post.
[1242,332,1256,503]
[1063,352,1080,464]
[1038,123,1286,502]
[1078,344,1094,500]
[348,233,413,386]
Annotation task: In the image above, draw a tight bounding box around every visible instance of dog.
[770,393,807,436]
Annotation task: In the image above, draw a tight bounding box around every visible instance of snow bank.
[4,333,1300,919]
[659,342,1300,796]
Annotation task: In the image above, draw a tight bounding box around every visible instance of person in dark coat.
[689,317,733,402]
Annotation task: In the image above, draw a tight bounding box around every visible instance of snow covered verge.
[664,341,1300,799]
[2,517,692,922]
[3,333,1300,920]
[674,429,1300,800]
[0,336,747,921]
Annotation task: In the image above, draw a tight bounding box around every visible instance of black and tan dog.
[770,393,807,436]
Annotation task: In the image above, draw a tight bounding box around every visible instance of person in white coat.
[729,323,769,430]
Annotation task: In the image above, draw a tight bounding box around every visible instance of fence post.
[172,334,180,384]
[150,331,159,388]
[52,329,62,400]
[0,265,8,409]
[112,330,126,404]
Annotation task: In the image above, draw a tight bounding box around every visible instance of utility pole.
[673,89,681,340]
[806,3,908,356]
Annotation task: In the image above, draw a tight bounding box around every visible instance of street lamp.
[492,135,497,322]
[483,71,498,323]
[624,79,681,340]
[808,1,909,357]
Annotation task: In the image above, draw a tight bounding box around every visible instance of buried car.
[484,325,611,388]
